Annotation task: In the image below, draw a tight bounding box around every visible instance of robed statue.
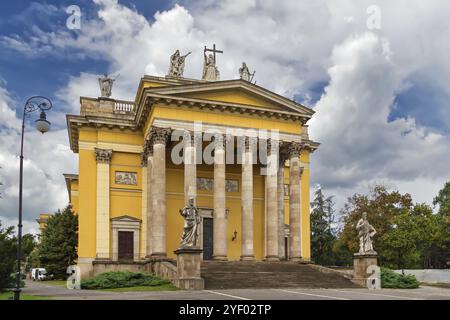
[98,74,116,98]
[202,52,220,81]
[356,212,377,254]
[239,62,254,82]
[179,198,201,247]
[168,50,191,77]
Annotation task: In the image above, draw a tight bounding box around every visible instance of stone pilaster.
[150,127,171,258]
[288,142,302,261]
[144,140,153,257]
[140,143,148,258]
[95,148,112,260]
[184,131,197,205]
[265,139,279,261]
[213,134,227,260]
[241,137,255,260]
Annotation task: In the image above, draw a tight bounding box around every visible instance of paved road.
[22,280,450,300]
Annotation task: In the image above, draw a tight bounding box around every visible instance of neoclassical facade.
[65,75,319,278]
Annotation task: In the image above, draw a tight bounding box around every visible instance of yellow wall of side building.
[70,180,79,214]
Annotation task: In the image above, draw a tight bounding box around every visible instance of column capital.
[151,127,171,145]
[213,133,225,150]
[141,139,154,167]
[279,141,290,164]
[288,142,302,158]
[243,136,257,151]
[95,148,112,164]
[267,138,280,155]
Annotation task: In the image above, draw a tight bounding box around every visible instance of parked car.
[31,268,48,281]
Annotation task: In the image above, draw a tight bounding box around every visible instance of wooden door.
[118,231,134,261]
[203,218,214,260]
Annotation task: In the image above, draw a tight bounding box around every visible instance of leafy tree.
[310,187,337,265]
[433,181,450,218]
[412,204,450,269]
[22,234,37,272]
[0,221,15,290]
[338,185,413,265]
[380,211,421,270]
[37,206,78,279]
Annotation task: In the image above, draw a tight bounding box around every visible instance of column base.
[150,252,167,259]
[289,257,302,262]
[212,255,228,261]
[240,255,255,261]
[265,256,280,262]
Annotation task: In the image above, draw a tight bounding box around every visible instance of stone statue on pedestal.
[98,74,117,98]
[168,50,191,77]
[179,198,201,247]
[356,212,377,255]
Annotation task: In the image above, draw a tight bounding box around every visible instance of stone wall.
[394,269,450,284]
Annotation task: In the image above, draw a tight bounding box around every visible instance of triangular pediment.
[110,215,141,222]
[145,79,314,116]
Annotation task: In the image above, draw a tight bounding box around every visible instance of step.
[200,261,359,289]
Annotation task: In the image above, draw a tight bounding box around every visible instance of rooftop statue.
[202,44,222,81]
[98,74,118,98]
[168,50,191,77]
[239,62,255,82]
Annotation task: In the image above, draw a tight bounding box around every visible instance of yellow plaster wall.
[300,151,311,260]
[182,90,281,110]
[165,162,267,260]
[70,180,79,214]
[144,104,302,138]
[78,148,97,259]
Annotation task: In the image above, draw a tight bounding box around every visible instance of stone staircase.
[201,261,359,289]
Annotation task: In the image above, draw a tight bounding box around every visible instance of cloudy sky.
[1,0,450,234]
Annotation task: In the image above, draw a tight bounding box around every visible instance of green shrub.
[81,271,171,290]
[381,267,420,289]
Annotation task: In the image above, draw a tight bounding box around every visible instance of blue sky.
[1,0,450,234]
[0,1,171,124]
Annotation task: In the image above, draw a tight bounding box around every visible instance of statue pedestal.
[352,253,378,287]
[174,246,204,290]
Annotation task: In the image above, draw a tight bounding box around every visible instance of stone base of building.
[352,253,378,287]
[174,246,204,290]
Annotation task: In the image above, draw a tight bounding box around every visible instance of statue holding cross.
[202,44,223,81]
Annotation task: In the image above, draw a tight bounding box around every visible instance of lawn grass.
[97,283,178,292]
[0,291,50,300]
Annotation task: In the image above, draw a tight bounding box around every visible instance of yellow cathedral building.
[65,57,319,279]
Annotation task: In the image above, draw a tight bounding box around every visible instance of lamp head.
[35,111,50,134]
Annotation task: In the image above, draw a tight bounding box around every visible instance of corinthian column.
[277,144,288,260]
[241,137,255,260]
[184,131,197,205]
[150,127,171,258]
[213,134,227,260]
[288,142,302,261]
[265,139,279,261]
[95,148,112,260]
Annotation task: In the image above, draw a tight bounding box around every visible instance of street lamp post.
[13,96,52,301]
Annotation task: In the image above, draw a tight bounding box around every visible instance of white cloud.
[0,83,77,235]
[1,0,450,227]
